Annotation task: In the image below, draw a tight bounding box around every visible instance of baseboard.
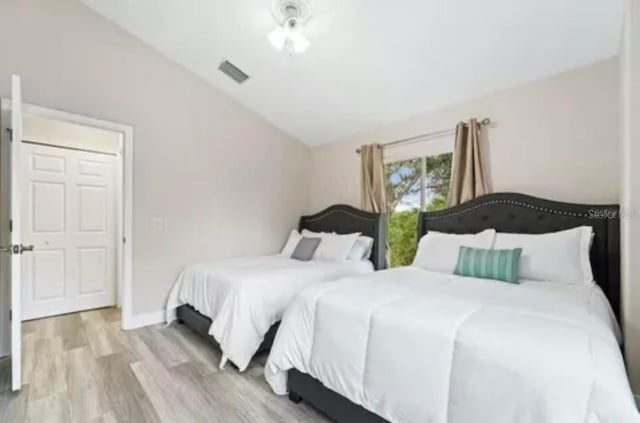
[122,308,174,330]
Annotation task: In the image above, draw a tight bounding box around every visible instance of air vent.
[218,60,249,84]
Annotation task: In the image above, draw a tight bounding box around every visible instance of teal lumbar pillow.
[454,246,523,283]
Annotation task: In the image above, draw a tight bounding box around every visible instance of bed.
[165,204,386,371]
[265,193,638,423]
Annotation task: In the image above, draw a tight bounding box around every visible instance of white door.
[21,143,116,320]
[0,75,26,391]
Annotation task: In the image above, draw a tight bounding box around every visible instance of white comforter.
[166,255,373,371]
[265,267,638,423]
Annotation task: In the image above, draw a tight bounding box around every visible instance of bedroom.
[0,0,638,422]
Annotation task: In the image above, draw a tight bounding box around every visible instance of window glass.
[386,152,452,267]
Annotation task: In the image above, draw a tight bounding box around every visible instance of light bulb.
[268,27,287,51]
[268,17,310,54]
[289,32,309,53]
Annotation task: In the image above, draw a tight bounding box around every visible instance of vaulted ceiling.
[81,0,624,146]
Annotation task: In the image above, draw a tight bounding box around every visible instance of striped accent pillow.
[454,246,523,283]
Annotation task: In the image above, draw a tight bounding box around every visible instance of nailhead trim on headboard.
[427,199,590,220]
[305,209,378,222]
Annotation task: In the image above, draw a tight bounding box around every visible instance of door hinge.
[7,128,12,142]
[9,309,11,321]
[9,219,12,233]
[123,237,126,244]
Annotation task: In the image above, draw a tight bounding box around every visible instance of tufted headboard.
[418,193,621,318]
[299,205,386,270]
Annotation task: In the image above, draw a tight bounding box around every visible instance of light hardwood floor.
[0,308,328,423]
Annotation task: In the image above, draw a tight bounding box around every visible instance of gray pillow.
[291,237,321,261]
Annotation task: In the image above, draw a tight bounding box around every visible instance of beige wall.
[621,0,640,393]
[23,114,122,154]
[309,59,620,211]
[0,0,310,316]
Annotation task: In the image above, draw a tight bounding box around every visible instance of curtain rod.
[355,118,491,154]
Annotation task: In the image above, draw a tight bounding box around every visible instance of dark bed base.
[286,193,621,423]
[288,369,389,423]
[176,304,280,358]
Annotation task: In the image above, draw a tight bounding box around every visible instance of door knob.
[20,245,34,253]
[0,244,35,254]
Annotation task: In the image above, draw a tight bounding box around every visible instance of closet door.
[21,143,116,320]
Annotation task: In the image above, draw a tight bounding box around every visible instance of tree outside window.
[385,153,452,267]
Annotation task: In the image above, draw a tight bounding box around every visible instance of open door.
[0,75,26,391]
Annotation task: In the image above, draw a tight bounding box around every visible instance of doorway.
[0,99,134,376]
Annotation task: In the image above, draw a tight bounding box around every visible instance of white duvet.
[265,267,639,423]
[165,255,373,371]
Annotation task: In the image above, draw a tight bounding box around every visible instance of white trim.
[15,103,134,332]
[9,76,23,391]
[123,309,174,330]
[0,99,9,358]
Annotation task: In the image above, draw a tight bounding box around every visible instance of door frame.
[0,101,134,337]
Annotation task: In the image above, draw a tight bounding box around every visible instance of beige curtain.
[360,144,387,213]
[447,119,489,206]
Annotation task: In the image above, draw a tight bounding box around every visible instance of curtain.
[447,118,489,206]
[360,144,387,213]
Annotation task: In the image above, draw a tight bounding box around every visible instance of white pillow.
[493,226,594,284]
[301,229,361,261]
[413,229,497,273]
[301,229,335,237]
[347,236,375,261]
[279,230,302,257]
[314,233,361,261]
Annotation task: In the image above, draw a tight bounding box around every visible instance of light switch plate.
[151,218,167,231]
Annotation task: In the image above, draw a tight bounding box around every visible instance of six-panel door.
[21,143,116,320]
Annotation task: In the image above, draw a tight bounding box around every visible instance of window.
[385,152,453,267]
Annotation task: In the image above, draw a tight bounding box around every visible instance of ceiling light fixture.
[269,0,311,55]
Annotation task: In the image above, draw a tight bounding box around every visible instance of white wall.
[0,0,310,318]
[621,0,640,393]
[309,59,620,211]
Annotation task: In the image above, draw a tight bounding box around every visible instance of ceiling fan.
[268,0,311,55]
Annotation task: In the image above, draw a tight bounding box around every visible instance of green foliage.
[388,209,419,267]
[425,154,452,200]
[427,195,447,211]
[386,153,452,267]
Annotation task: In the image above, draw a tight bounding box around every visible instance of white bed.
[166,255,373,371]
[265,266,639,423]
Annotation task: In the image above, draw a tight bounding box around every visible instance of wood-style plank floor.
[0,308,329,423]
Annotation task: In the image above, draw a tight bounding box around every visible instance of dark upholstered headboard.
[418,193,620,318]
[299,205,386,270]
